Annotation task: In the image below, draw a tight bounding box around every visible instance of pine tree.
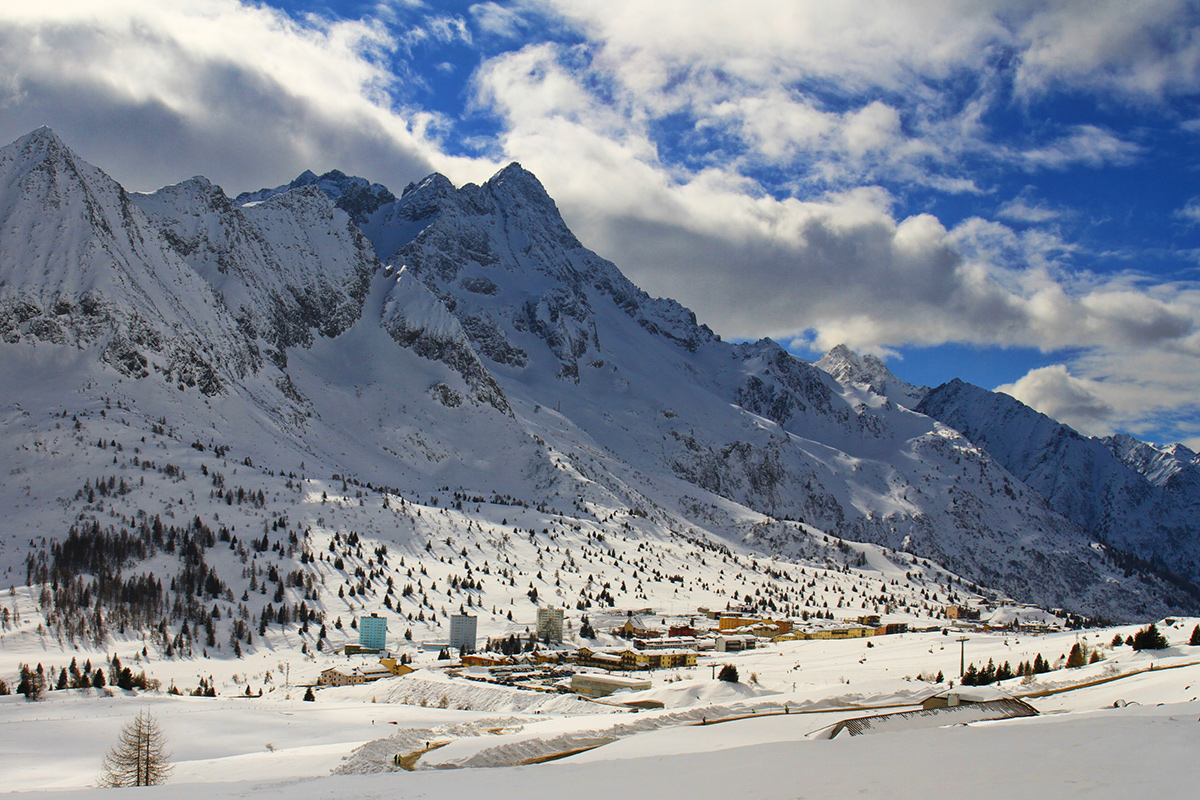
[98,710,173,787]
[1132,623,1169,650]
[303,686,316,702]
[17,664,44,700]
[1066,642,1088,668]
[1189,625,1200,646]
[717,664,739,682]
[962,663,979,686]
[1111,633,1125,648]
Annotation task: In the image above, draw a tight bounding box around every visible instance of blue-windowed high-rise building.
[359,614,387,651]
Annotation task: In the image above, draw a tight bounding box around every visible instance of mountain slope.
[917,380,1200,584]
[0,128,1194,627]
[311,162,1197,619]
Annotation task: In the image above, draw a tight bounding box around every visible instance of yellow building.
[576,647,697,671]
[719,617,792,635]
[379,657,416,676]
[773,625,877,641]
[318,664,395,686]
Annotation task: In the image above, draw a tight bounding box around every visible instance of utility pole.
[956,636,969,677]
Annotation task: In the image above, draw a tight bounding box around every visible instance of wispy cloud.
[1176,197,1200,225]
[1017,125,1141,171]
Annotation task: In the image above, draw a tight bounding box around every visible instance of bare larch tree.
[98,709,173,787]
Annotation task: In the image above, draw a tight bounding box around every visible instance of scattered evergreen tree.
[98,710,173,787]
[303,686,316,702]
[717,664,739,683]
[17,664,44,700]
[1132,623,1169,650]
[1066,642,1088,668]
[961,663,979,686]
[1190,625,1200,646]
[579,615,595,639]
[1111,633,1125,648]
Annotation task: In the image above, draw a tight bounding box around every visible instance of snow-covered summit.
[0,126,254,392]
[816,344,928,408]
[235,168,396,224]
[135,177,377,361]
[1103,433,1200,488]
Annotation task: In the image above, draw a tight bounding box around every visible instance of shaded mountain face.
[0,127,255,393]
[134,177,378,367]
[918,380,1200,585]
[235,169,396,225]
[1,127,1197,622]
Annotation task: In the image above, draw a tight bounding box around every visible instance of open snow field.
[3,623,1199,798]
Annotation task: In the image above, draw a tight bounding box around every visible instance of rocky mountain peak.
[816,344,928,408]
[235,168,396,225]
[0,127,257,394]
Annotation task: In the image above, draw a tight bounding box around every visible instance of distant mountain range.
[2,126,1198,622]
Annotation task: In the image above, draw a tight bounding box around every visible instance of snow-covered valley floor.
[3,623,1199,798]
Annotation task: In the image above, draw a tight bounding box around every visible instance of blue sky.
[2,1,1200,445]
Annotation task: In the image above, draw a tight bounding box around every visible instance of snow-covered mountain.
[249,155,1195,618]
[917,379,1200,586]
[134,176,377,366]
[236,169,396,225]
[1,127,1196,627]
[815,344,928,409]
[0,127,256,392]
